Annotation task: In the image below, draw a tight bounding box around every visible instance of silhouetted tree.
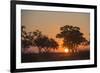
[43,38,59,53]
[32,30,42,39]
[21,25,30,49]
[21,25,59,54]
[34,36,47,53]
[81,40,90,49]
[49,39,59,52]
[56,25,88,53]
[21,25,42,52]
[34,36,59,53]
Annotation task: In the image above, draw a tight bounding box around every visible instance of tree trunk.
[38,47,41,54]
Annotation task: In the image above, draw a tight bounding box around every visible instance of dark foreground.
[21,50,90,63]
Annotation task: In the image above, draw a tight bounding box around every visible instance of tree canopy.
[34,36,58,53]
[56,25,88,51]
[21,25,58,53]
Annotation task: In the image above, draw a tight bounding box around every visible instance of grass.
[21,50,90,63]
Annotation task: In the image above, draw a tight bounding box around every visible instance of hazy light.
[64,48,69,53]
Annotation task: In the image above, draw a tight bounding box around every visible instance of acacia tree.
[34,36,59,53]
[43,38,59,53]
[49,39,59,52]
[21,26,30,49]
[56,25,88,53]
[21,25,42,53]
[34,36,47,53]
[21,25,58,54]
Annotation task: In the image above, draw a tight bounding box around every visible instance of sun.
[64,48,69,53]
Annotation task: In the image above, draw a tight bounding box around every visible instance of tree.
[56,25,88,53]
[43,38,59,53]
[21,26,42,53]
[34,36,47,53]
[49,39,59,52]
[21,25,30,49]
[21,25,59,54]
[81,40,90,49]
[32,30,42,39]
[34,36,59,53]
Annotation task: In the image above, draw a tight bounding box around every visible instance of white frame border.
[16,4,95,69]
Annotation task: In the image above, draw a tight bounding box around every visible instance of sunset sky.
[21,10,90,53]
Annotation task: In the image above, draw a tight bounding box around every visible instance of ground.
[21,50,90,63]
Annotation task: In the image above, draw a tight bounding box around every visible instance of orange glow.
[64,48,69,53]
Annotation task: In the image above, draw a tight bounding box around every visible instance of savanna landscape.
[21,10,90,63]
